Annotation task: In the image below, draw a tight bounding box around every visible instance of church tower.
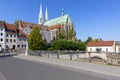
[45,6,48,21]
[38,3,44,24]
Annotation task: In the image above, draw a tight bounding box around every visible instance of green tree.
[77,39,82,42]
[51,39,86,51]
[14,20,19,29]
[68,29,74,40]
[58,29,66,39]
[28,26,45,50]
[92,38,102,42]
[52,39,78,50]
[85,36,92,44]
[76,41,86,51]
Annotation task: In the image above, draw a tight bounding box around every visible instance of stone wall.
[107,53,120,66]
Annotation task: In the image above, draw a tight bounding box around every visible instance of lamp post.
[25,41,28,56]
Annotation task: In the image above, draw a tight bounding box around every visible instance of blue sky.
[0,0,120,41]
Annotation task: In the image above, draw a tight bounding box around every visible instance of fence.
[0,49,14,57]
[28,50,87,60]
[27,50,120,66]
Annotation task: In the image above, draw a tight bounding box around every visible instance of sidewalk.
[14,54,120,77]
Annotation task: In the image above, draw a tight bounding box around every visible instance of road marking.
[0,72,7,80]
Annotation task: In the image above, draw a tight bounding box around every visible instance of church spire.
[62,9,65,16]
[45,6,48,21]
[38,3,44,24]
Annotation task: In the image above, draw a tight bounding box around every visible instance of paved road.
[0,57,120,80]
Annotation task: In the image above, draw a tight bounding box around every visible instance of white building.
[5,23,17,49]
[0,20,27,50]
[0,21,6,50]
[17,30,27,49]
[87,41,120,53]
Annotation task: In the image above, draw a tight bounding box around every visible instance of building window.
[14,35,16,38]
[6,34,9,37]
[10,34,12,37]
[1,28,3,31]
[119,48,120,53]
[24,45,26,48]
[118,61,120,64]
[10,39,12,42]
[0,38,3,41]
[0,33,3,36]
[96,48,102,53]
[22,45,24,48]
[17,45,20,47]
[6,39,8,42]
[106,48,108,52]
[90,48,92,52]
[14,39,16,42]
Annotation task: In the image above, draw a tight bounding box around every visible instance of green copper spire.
[62,9,65,16]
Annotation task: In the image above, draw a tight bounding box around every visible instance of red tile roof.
[87,41,114,47]
[0,20,5,27]
[18,30,28,38]
[47,24,62,30]
[5,23,17,32]
[19,20,44,29]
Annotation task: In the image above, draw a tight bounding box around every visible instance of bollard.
[57,51,59,59]
[70,52,72,60]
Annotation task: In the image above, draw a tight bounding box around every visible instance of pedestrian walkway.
[14,54,120,78]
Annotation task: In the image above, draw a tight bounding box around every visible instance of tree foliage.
[28,26,45,50]
[92,38,102,42]
[68,29,74,40]
[51,39,86,51]
[58,29,66,39]
[85,36,92,44]
[76,41,86,51]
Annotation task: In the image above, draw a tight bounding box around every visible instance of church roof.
[44,14,72,26]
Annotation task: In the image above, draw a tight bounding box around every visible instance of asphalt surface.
[0,56,120,80]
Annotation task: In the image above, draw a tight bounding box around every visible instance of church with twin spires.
[18,3,76,42]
